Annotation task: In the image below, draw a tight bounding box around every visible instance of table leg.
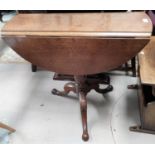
[52,73,113,141]
[52,82,77,96]
[31,64,37,72]
[127,84,139,89]
[79,91,89,141]
[74,75,90,141]
[131,57,136,77]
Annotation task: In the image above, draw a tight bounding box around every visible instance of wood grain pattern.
[2,12,152,37]
[3,37,149,75]
[139,37,155,85]
[2,12,152,75]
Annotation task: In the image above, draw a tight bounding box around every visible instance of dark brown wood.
[2,37,149,75]
[52,74,113,141]
[131,57,136,77]
[2,13,151,75]
[52,82,77,96]
[117,57,136,77]
[31,64,37,72]
[79,90,89,141]
[74,76,89,141]
[53,73,75,81]
[53,73,110,83]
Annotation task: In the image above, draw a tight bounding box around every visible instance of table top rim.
[2,12,152,37]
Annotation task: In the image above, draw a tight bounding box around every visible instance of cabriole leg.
[52,82,76,96]
[74,76,90,141]
[79,91,89,141]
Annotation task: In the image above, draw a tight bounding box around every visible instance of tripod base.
[52,73,113,141]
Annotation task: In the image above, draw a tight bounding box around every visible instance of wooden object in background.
[130,37,155,134]
[139,37,155,85]
[0,122,15,134]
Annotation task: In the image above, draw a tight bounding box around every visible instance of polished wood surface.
[3,37,149,75]
[2,12,152,37]
[139,37,155,85]
[2,12,152,75]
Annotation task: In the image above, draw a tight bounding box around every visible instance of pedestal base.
[52,73,113,141]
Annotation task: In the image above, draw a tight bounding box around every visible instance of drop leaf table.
[1,12,152,141]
